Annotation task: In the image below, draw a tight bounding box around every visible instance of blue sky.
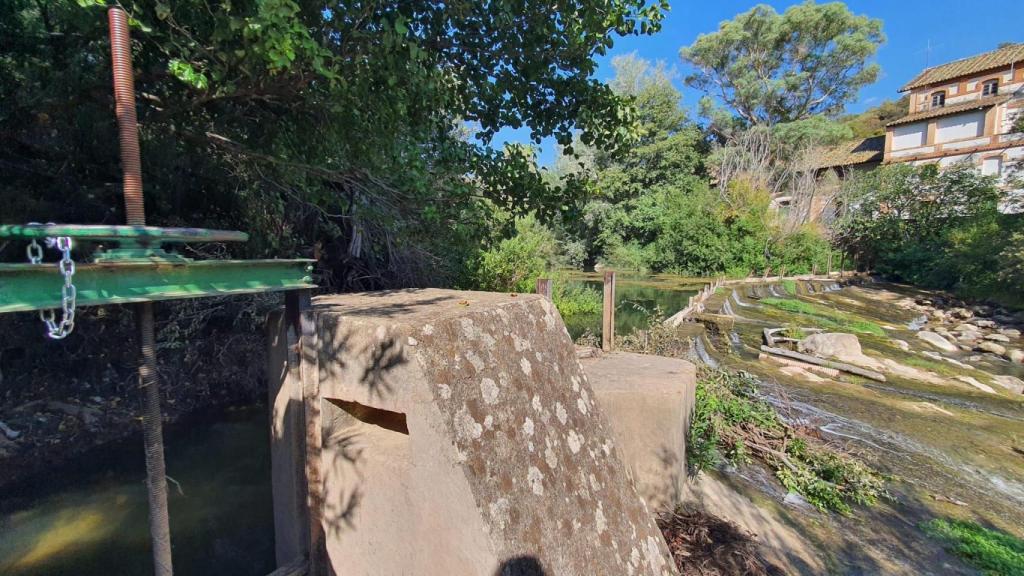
[492,0,1023,166]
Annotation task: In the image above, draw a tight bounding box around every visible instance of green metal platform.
[0,224,315,313]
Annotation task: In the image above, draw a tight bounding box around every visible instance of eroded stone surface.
[308,289,676,576]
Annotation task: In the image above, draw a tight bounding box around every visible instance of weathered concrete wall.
[272,289,677,576]
[582,351,696,513]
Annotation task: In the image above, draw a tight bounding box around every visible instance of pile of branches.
[689,368,887,514]
[657,505,782,576]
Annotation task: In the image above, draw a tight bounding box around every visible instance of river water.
[0,408,276,575]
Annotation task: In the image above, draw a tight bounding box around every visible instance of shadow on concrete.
[312,290,458,319]
[494,556,547,576]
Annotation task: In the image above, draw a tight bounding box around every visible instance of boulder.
[798,333,885,371]
[954,323,980,334]
[984,333,1011,343]
[799,332,863,360]
[992,375,1024,394]
[951,308,973,320]
[890,339,910,352]
[977,341,1007,356]
[999,328,1021,339]
[916,331,958,352]
[1007,349,1024,364]
[971,319,997,329]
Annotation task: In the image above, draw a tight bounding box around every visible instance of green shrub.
[922,519,1024,576]
[552,281,602,317]
[474,216,558,293]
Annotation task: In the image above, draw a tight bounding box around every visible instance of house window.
[931,91,946,108]
[981,157,1002,177]
[982,79,999,96]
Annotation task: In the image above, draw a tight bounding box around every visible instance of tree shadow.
[494,556,547,576]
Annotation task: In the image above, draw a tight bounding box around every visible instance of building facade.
[883,44,1024,195]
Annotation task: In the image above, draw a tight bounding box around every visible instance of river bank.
[673,278,1024,574]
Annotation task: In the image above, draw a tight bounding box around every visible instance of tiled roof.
[813,136,884,169]
[900,43,1024,91]
[886,95,1009,127]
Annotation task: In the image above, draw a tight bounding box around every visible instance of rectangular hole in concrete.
[327,399,409,435]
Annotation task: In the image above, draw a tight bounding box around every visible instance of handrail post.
[602,271,616,352]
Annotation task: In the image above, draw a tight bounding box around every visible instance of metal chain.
[24,227,77,339]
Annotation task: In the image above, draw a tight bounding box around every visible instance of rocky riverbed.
[683,278,1024,574]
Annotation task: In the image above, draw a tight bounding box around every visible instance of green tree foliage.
[0,0,666,288]
[836,163,1022,302]
[840,96,909,138]
[551,55,833,277]
[680,1,884,128]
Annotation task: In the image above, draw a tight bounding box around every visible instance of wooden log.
[759,345,886,382]
[758,353,840,378]
[602,271,616,351]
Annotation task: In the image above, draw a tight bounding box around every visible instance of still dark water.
[562,276,699,339]
[0,408,276,576]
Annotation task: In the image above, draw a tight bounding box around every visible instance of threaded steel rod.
[108,7,146,227]
[108,8,173,576]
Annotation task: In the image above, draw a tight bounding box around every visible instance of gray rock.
[916,331,959,352]
[890,339,910,352]
[1008,349,1024,364]
[998,328,1021,339]
[951,308,973,320]
[992,375,1024,394]
[984,333,1011,343]
[977,341,1007,356]
[971,319,997,328]
[799,333,863,359]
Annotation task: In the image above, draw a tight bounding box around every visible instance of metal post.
[602,271,616,352]
[137,302,172,576]
[535,278,552,301]
[109,9,172,575]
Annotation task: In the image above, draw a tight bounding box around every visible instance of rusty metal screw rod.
[108,8,173,576]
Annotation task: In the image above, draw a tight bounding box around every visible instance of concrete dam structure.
[267,289,695,575]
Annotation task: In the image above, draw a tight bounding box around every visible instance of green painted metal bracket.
[0,259,315,313]
[0,224,249,243]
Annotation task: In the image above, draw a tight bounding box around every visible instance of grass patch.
[690,368,887,514]
[761,297,886,336]
[922,519,1024,575]
[781,279,797,295]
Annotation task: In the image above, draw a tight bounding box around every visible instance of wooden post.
[535,278,552,301]
[602,271,616,352]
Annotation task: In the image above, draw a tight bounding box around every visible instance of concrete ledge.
[581,351,696,512]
